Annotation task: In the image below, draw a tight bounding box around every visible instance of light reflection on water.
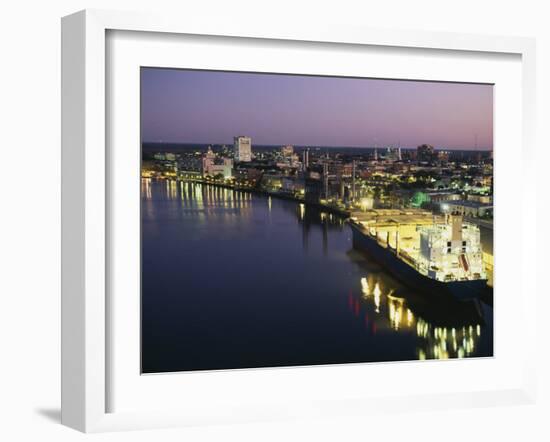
[357,274,484,360]
[141,178,493,373]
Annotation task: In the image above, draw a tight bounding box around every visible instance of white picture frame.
[61,9,537,433]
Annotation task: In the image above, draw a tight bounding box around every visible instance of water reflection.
[143,178,255,220]
[351,270,487,360]
[289,200,346,256]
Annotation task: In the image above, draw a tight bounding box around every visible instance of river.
[141,178,493,373]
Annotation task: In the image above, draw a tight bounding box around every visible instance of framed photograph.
[61,9,537,432]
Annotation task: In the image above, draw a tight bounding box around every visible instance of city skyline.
[141,68,493,150]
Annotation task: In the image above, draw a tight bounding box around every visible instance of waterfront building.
[467,194,492,204]
[234,136,252,162]
[205,161,233,179]
[440,200,493,217]
[202,146,216,172]
[233,166,263,187]
[425,191,462,203]
[261,173,284,192]
[177,170,202,181]
[202,147,233,178]
[179,155,202,172]
[281,176,305,196]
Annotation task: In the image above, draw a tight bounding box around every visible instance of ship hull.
[350,222,488,300]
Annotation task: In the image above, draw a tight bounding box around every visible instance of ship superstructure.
[417,214,485,282]
[349,209,488,299]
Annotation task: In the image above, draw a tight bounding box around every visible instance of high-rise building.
[417,144,435,163]
[234,136,252,162]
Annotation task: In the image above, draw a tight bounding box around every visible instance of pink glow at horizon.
[141,68,493,150]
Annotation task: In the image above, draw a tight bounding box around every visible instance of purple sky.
[141,68,493,150]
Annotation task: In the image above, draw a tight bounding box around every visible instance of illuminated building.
[205,162,233,179]
[201,146,216,172]
[467,194,492,204]
[281,177,305,196]
[202,147,233,178]
[234,136,252,162]
[260,173,284,192]
[425,191,462,203]
[232,167,263,187]
[281,145,294,157]
[440,200,493,217]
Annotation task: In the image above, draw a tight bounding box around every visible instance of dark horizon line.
[141,66,495,87]
[141,140,493,151]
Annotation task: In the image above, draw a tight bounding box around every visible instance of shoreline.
[145,176,352,218]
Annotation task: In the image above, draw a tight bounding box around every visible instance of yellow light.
[373,283,381,313]
[360,277,370,297]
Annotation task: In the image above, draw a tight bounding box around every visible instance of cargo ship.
[349,209,488,300]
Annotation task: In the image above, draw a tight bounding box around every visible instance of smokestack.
[352,160,356,201]
[302,148,309,170]
[451,212,463,242]
[323,162,329,199]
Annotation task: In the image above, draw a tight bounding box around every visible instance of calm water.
[141,179,493,373]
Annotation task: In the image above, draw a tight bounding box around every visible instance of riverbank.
[145,176,352,218]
